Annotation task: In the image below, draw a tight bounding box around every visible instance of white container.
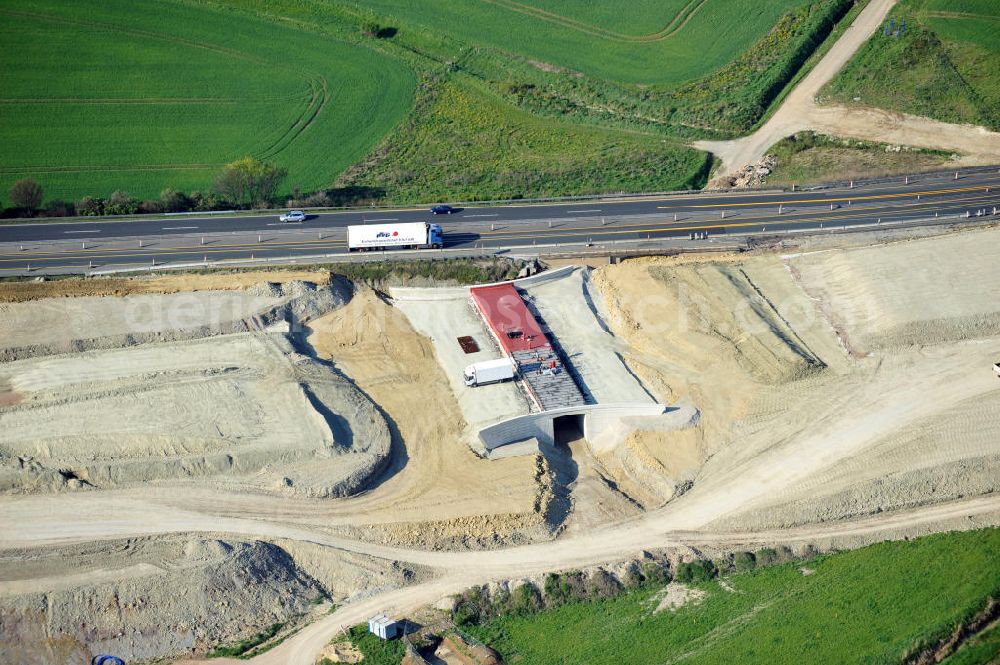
[464,358,516,386]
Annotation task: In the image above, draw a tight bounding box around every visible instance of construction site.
[1,222,999,663]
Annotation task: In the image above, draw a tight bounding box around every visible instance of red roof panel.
[470,283,550,355]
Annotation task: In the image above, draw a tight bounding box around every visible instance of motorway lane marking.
[162,226,198,230]
[566,209,602,213]
[475,191,1000,240]
[466,214,499,218]
[667,184,995,209]
[63,230,101,234]
[6,190,997,263]
[364,218,398,222]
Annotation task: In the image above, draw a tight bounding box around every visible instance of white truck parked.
[464,358,516,387]
[347,222,443,252]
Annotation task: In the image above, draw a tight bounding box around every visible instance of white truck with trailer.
[347,222,443,252]
[464,358,516,387]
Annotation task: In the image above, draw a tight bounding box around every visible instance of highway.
[2,167,999,274]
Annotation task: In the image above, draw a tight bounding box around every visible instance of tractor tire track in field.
[480,0,709,43]
[923,10,1000,21]
[0,8,271,67]
[0,164,221,174]
[0,97,297,105]
[0,7,329,178]
[254,73,329,163]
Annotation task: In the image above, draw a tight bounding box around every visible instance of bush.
[9,178,43,213]
[543,572,588,607]
[623,564,645,589]
[733,551,757,573]
[44,200,75,217]
[213,156,286,208]
[191,190,226,211]
[675,560,718,584]
[137,199,161,214]
[361,21,395,38]
[491,586,512,617]
[76,196,104,216]
[586,569,623,600]
[105,190,138,215]
[641,562,671,586]
[452,586,489,626]
[512,582,543,616]
[160,188,191,213]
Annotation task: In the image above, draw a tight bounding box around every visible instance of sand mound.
[593,233,1000,528]
[786,227,1000,354]
[0,538,321,661]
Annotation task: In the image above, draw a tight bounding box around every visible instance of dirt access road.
[8,491,999,665]
[696,0,1000,174]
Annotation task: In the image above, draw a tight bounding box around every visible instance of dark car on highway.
[430,204,455,215]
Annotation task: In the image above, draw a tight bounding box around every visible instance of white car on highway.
[279,210,306,223]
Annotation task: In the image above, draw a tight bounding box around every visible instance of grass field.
[0,0,864,209]
[335,77,712,203]
[0,0,414,202]
[351,0,813,86]
[824,0,1000,131]
[466,528,1000,664]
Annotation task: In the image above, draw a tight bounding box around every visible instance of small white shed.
[367,614,400,640]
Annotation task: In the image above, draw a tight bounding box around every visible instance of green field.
[466,528,1000,664]
[351,0,812,86]
[0,0,864,209]
[335,78,712,203]
[0,0,415,202]
[824,0,1000,130]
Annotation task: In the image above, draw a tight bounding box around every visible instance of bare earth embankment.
[1,226,999,663]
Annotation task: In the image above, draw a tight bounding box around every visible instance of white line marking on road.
[566,209,601,213]
[466,214,499,218]
[64,230,101,234]
[162,226,198,230]
[364,218,399,222]
[267,222,303,226]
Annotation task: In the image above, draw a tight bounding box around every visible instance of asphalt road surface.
[2,167,999,274]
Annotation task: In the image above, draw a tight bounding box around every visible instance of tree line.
[2,156,287,219]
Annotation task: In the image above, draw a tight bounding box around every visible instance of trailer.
[347,222,443,252]
[464,357,516,387]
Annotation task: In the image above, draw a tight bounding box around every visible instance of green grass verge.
[766,131,954,185]
[0,0,414,202]
[823,0,1000,131]
[335,76,712,204]
[465,528,1000,665]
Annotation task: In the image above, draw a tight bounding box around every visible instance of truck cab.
[428,223,443,249]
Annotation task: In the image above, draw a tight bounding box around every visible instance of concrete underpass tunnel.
[553,413,585,446]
